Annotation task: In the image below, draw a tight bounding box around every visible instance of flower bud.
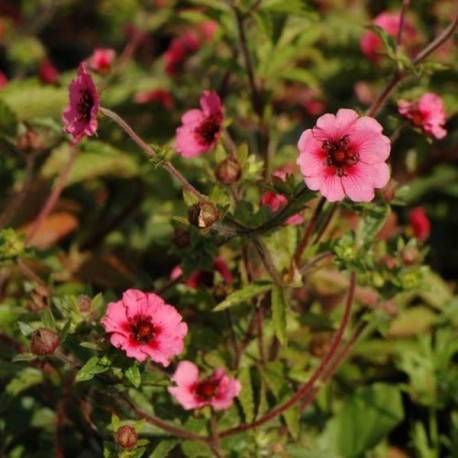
[173,228,191,248]
[30,328,60,355]
[401,246,420,265]
[115,425,138,449]
[188,202,219,229]
[215,157,242,185]
[78,295,91,313]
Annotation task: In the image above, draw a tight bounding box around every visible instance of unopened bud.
[78,295,91,313]
[188,202,219,229]
[173,228,191,248]
[401,246,420,265]
[30,328,59,355]
[115,425,138,449]
[215,157,242,185]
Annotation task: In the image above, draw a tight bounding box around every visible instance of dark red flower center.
[78,89,94,122]
[195,378,219,401]
[323,135,359,177]
[195,115,221,146]
[130,317,155,344]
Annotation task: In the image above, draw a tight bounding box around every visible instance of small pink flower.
[297,108,390,202]
[168,361,241,411]
[409,207,430,242]
[38,58,59,84]
[198,21,218,42]
[133,88,174,109]
[260,169,304,225]
[62,64,100,145]
[398,93,447,139]
[171,257,234,289]
[101,289,188,366]
[360,11,417,62]
[175,91,223,158]
[164,31,200,76]
[88,48,116,74]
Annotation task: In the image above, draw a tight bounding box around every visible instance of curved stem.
[26,147,78,245]
[117,392,210,442]
[100,107,207,204]
[220,272,356,437]
[367,12,458,118]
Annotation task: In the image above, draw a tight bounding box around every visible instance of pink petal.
[313,109,359,141]
[351,116,391,164]
[200,91,222,116]
[341,162,389,202]
[305,173,345,202]
[171,361,200,386]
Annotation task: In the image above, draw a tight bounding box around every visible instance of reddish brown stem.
[220,272,356,437]
[294,197,326,265]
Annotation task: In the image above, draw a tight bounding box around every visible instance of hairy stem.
[100,107,207,204]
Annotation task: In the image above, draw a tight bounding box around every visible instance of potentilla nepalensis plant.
[1,1,458,457]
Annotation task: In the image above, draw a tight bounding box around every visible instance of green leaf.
[125,365,141,388]
[150,439,179,458]
[12,353,36,362]
[17,321,34,337]
[356,203,390,244]
[40,307,56,331]
[238,367,255,423]
[260,0,310,14]
[318,383,404,457]
[283,404,300,440]
[75,356,110,383]
[0,100,18,137]
[6,368,43,395]
[213,282,272,312]
[272,286,287,346]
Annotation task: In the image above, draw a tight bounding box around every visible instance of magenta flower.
[398,93,447,139]
[101,289,188,366]
[62,64,100,145]
[297,109,390,202]
[88,48,116,74]
[175,91,224,158]
[409,207,430,242]
[38,58,59,85]
[360,11,417,62]
[164,31,200,76]
[133,88,174,109]
[168,361,241,411]
[170,257,234,289]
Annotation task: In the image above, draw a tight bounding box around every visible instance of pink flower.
[360,11,417,62]
[175,91,223,158]
[164,31,200,76]
[398,93,447,139]
[101,289,188,366]
[62,64,100,145]
[88,48,116,74]
[168,361,241,411]
[198,21,218,42]
[260,169,304,225]
[170,257,234,289]
[133,88,174,109]
[409,207,430,242]
[38,58,59,84]
[297,109,390,202]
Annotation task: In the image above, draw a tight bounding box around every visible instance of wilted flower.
[31,328,60,355]
[87,48,116,74]
[297,108,390,202]
[101,289,187,366]
[168,361,241,411]
[62,64,100,144]
[398,93,447,139]
[176,91,223,158]
[409,207,430,242]
[360,11,417,62]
